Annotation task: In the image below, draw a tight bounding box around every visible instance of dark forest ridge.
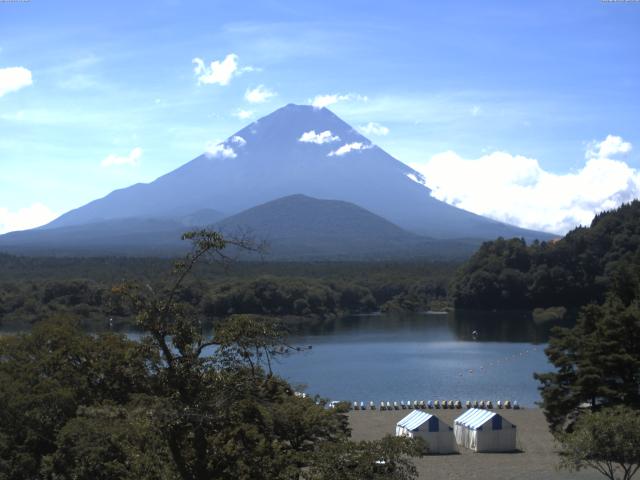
[450,200,640,311]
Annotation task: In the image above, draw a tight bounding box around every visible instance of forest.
[0,255,455,330]
[450,201,640,313]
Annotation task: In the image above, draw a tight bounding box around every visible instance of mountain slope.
[214,194,476,259]
[0,195,478,259]
[0,218,188,256]
[41,104,553,242]
[0,210,225,256]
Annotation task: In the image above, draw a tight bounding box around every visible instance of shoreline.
[348,408,600,480]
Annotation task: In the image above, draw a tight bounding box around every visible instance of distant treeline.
[0,256,456,328]
[450,201,640,311]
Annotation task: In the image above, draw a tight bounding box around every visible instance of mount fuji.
[0,104,553,258]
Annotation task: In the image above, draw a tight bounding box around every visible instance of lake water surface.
[272,311,556,406]
[1,310,558,407]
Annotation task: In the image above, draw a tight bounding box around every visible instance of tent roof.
[396,410,434,431]
[454,408,501,430]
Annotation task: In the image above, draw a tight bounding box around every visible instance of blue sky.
[1,0,639,234]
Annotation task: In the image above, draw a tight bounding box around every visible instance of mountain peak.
[240,103,346,138]
[262,103,326,117]
[221,103,368,164]
[283,102,316,110]
[281,102,326,112]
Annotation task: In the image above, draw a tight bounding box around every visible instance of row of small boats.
[352,399,520,411]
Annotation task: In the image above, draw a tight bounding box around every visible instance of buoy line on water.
[455,345,541,378]
[324,345,542,412]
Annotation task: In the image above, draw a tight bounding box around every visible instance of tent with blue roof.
[395,410,456,454]
[454,408,516,452]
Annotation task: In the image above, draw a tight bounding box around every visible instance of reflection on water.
[273,311,561,406]
[289,309,566,344]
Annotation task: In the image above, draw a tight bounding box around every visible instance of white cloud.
[192,54,254,86]
[409,135,639,234]
[205,142,237,159]
[0,203,58,234]
[406,172,427,186]
[310,93,368,109]
[586,134,632,159]
[358,122,389,136]
[298,130,340,144]
[233,109,254,120]
[0,66,33,97]
[101,147,142,168]
[328,142,372,157]
[471,105,481,116]
[230,135,246,146]
[244,85,276,103]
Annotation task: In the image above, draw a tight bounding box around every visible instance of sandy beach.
[348,407,602,480]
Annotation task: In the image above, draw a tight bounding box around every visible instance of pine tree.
[535,297,640,432]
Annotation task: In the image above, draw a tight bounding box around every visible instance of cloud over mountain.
[205,135,246,159]
[298,130,340,144]
[230,135,246,146]
[328,141,372,156]
[0,202,58,234]
[309,93,368,108]
[358,122,389,136]
[410,135,638,234]
[205,142,236,159]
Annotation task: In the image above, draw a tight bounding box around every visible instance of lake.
[270,311,557,407]
[0,310,558,407]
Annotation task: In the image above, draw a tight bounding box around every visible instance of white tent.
[454,408,516,452]
[395,410,456,454]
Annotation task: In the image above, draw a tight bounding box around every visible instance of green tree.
[450,201,640,311]
[0,317,152,480]
[535,297,640,431]
[114,230,422,480]
[112,231,316,480]
[41,405,175,480]
[558,406,640,480]
[305,435,424,480]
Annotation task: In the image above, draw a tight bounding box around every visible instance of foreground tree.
[535,297,640,431]
[305,435,425,480]
[111,230,423,480]
[40,404,173,480]
[0,316,152,479]
[558,406,640,480]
